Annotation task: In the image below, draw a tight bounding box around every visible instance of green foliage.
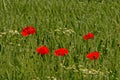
[0,0,120,80]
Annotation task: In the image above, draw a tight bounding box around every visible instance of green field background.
[0,0,120,80]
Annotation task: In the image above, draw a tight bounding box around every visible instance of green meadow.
[0,0,120,80]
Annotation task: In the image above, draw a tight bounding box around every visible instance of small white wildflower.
[60,63,65,68]
[46,76,57,80]
[18,44,21,46]
[51,76,57,80]
[99,71,104,75]
[36,77,40,80]
[65,30,71,33]
[9,42,13,45]
[0,35,2,37]
[88,70,94,74]
[80,68,88,73]
[1,32,7,35]
[14,30,19,34]
[9,30,14,33]
[9,30,19,35]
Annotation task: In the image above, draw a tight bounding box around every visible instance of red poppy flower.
[36,46,50,55]
[83,32,94,40]
[54,48,68,56]
[21,26,36,36]
[86,52,100,60]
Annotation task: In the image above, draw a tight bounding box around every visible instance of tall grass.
[0,0,120,80]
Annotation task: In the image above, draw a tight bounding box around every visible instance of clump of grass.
[0,0,120,80]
